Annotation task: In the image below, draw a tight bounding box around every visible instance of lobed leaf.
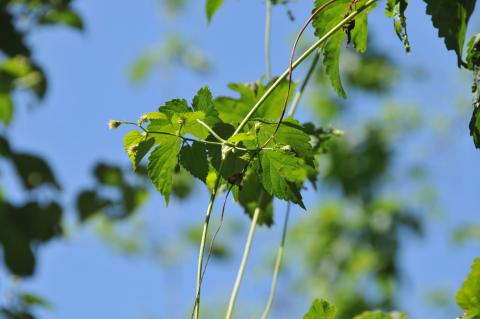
[456,258,480,318]
[180,141,209,182]
[147,136,181,206]
[259,150,306,208]
[214,79,294,125]
[303,299,336,319]
[124,130,155,171]
[424,0,477,67]
[313,0,376,98]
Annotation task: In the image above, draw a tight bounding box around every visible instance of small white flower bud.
[281,145,292,152]
[128,145,138,155]
[108,120,122,129]
[138,114,149,125]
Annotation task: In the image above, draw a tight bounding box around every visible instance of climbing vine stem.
[225,191,266,319]
[196,1,378,317]
[260,203,291,319]
[232,0,377,137]
[265,0,272,80]
[193,160,225,319]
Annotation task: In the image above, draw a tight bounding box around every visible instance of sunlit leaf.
[303,299,336,319]
[456,258,480,319]
[124,130,155,170]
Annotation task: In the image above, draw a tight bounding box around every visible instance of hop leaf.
[424,0,476,67]
[214,79,295,125]
[124,131,155,171]
[313,0,377,98]
[303,299,336,319]
[180,141,209,182]
[147,136,181,206]
[258,150,306,208]
[456,258,480,318]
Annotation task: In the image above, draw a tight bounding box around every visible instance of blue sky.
[1,0,479,318]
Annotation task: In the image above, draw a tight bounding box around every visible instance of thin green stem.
[225,191,265,319]
[287,50,321,117]
[260,203,290,319]
[196,119,227,143]
[261,50,320,319]
[231,0,377,137]
[193,161,225,319]
[265,0,272,80]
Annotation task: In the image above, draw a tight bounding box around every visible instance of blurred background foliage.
[0,0,478,318]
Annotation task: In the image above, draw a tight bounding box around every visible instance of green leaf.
[255,118,314,159]
[20,293,52,309]
[159,99,191,117]
[192,86,220,126]
[233,170,274,227]
[323,32,347,98]
[76,190,113,221]
[93,163,124,187]
[39,9,84,30]
[155,98,213,139]
[147,136,181,205]
[313,0,375,97]
[385,0,411,53]
[471,107,480,149]
[303,299,336,319]
[456,258,480,318]
[214,79,294,125]
[0,201,62,276]
[206,0,225,22]
[259,150,306,208]
[124,130,155,171]
[0,93,13,125]
[206,123,247,179]
[11,153,60,190]
[180,141,209,182]
[467,34,480,70]
[469,35,480,149]
[424,0,476,67]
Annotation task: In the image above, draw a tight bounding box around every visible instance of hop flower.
[138,114,149,125]
[108,120,122,129]
[128,145,138,155]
